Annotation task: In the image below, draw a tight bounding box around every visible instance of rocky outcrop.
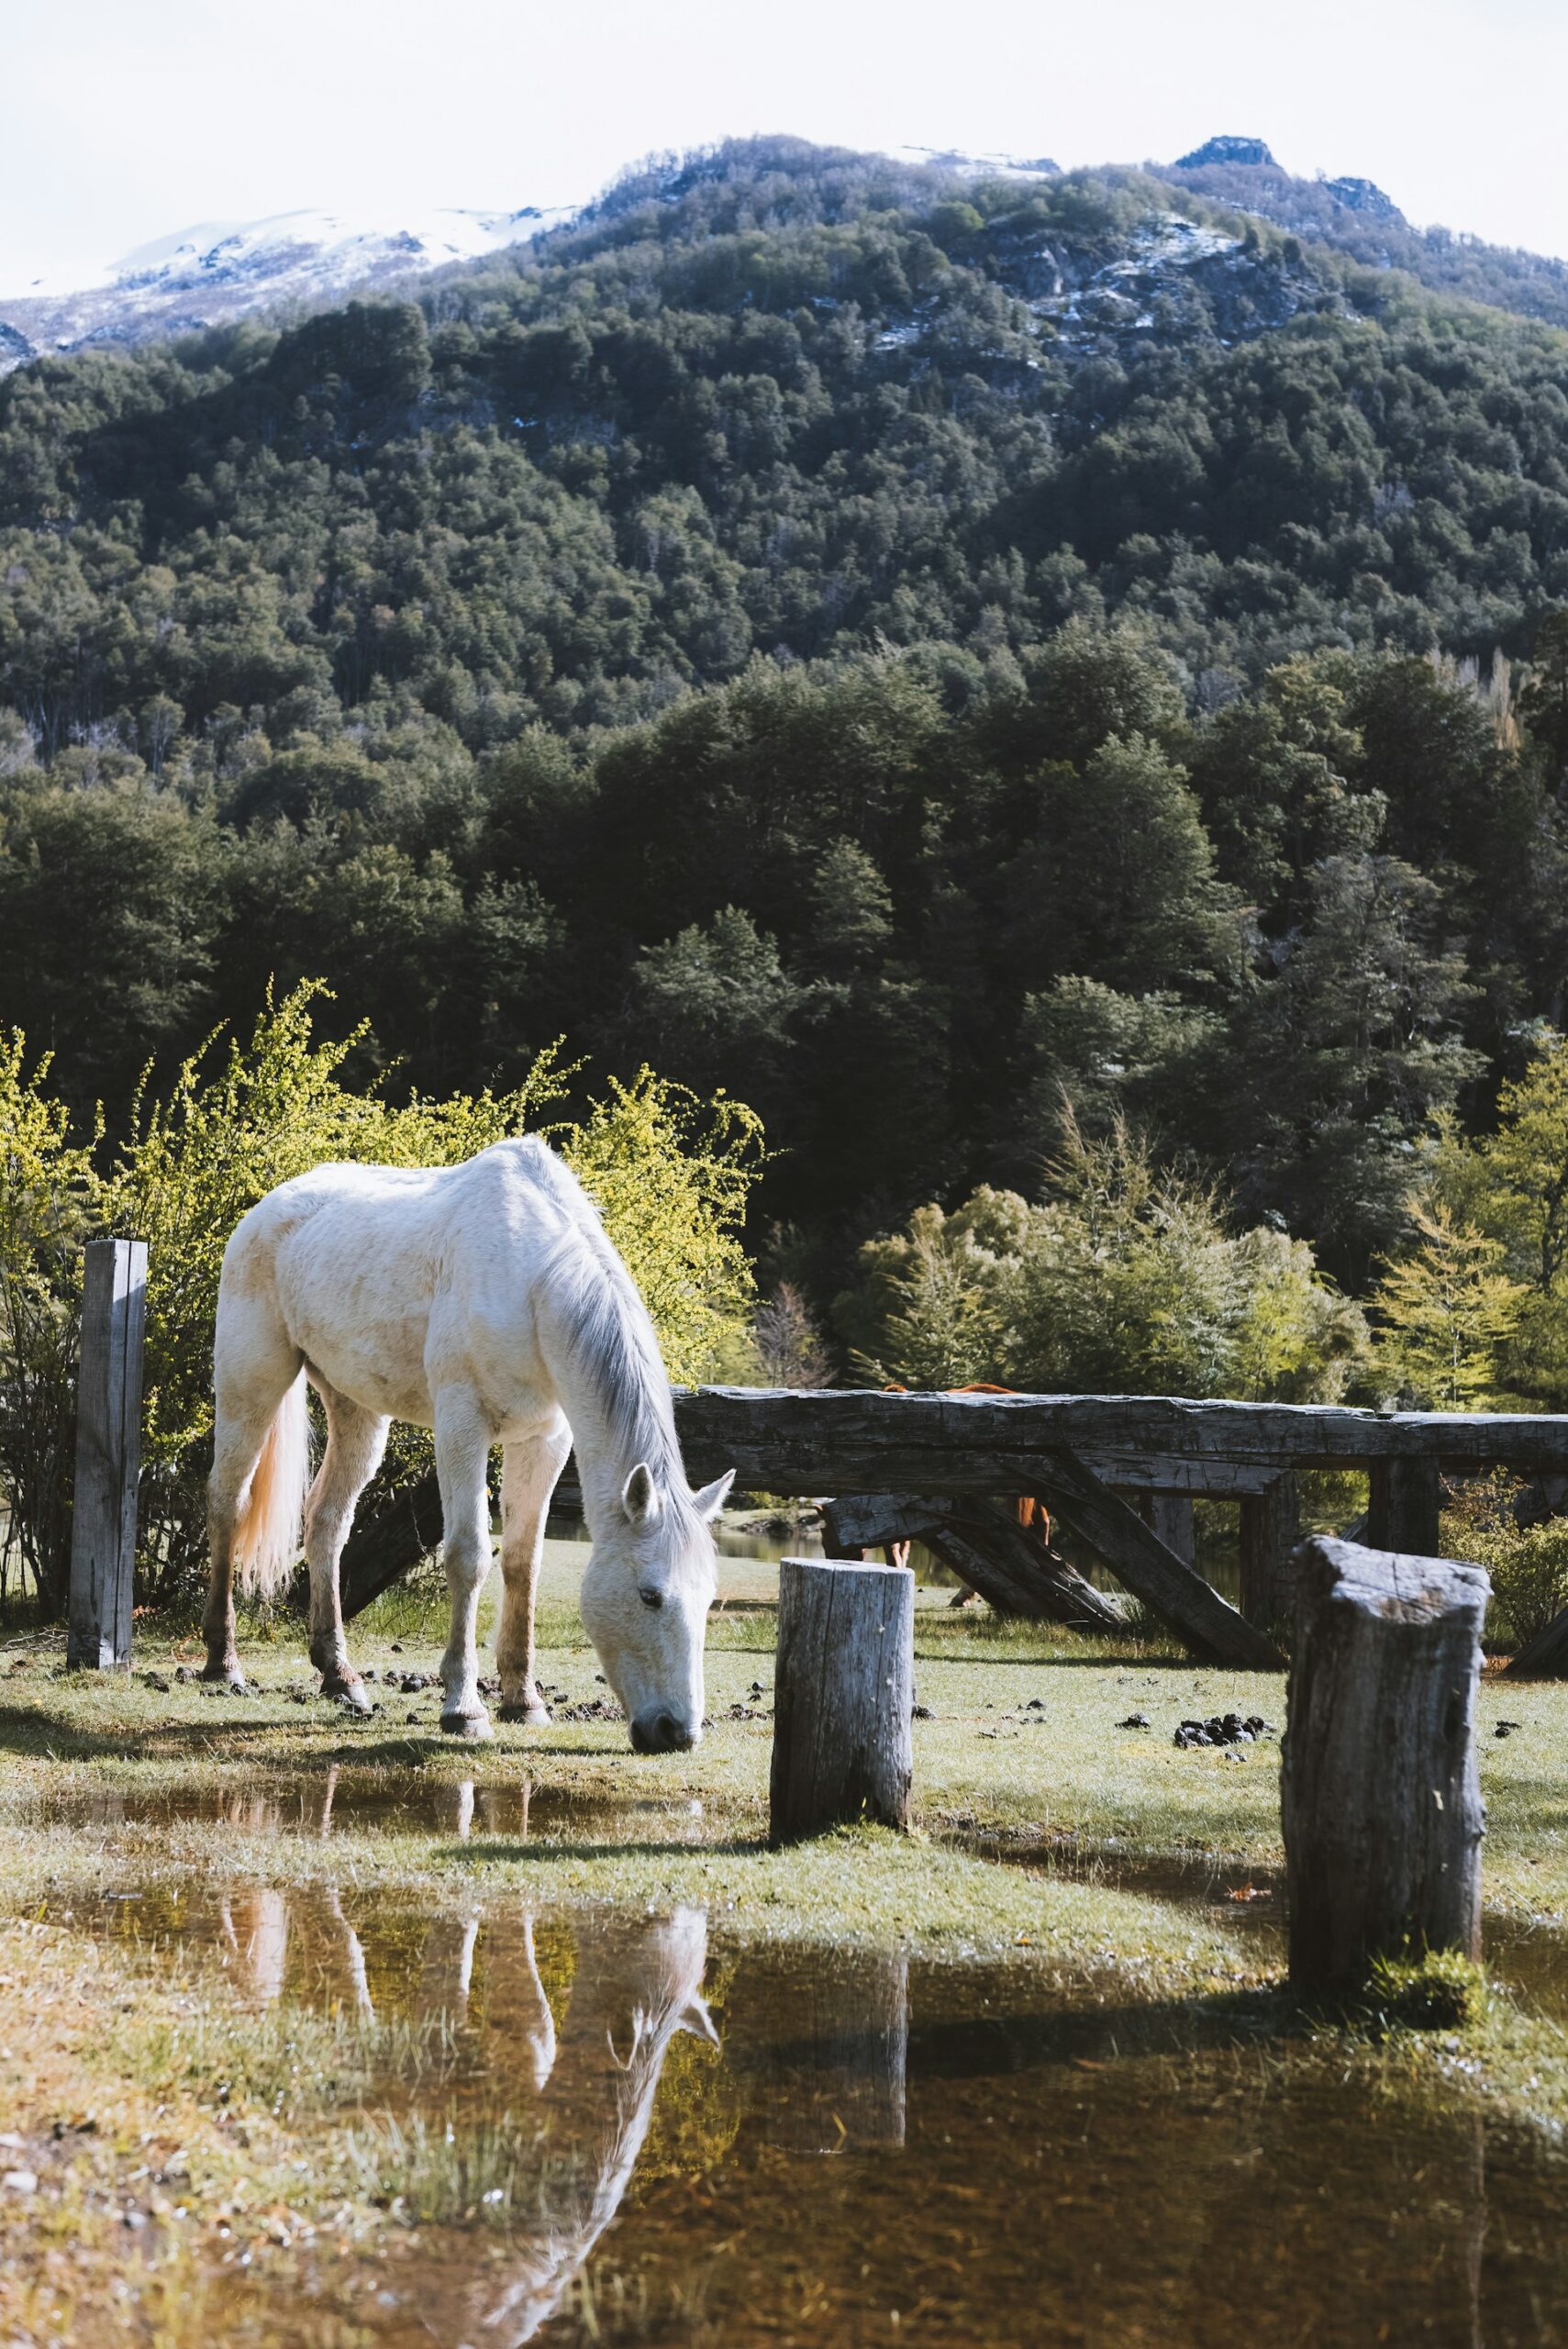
[1176,135,1277,170]
[1322,175,1404,224]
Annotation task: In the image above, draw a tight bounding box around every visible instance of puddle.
[938,1820,1568,2035]
[35,1766,711,1847]
[36,1866,1568,2347]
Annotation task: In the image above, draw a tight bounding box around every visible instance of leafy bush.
[1442,1471,1568,1649]
[0,984,762,1613]
[1481,1522,1568,1650]
[836,1115,1367,1400]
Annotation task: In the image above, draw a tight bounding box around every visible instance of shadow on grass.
[444,1832,766,1868]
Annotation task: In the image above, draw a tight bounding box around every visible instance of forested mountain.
[5,135,1568,1325]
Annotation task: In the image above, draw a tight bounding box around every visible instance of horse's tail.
[233,1372,311,1600]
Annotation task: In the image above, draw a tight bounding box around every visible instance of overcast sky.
[4,0,1564,287]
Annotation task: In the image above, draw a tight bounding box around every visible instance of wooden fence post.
[66,1238,149,1672]
[1240,1471,1300,1629]
[1281,1535,1488,1998]
[770,1556,914,1845]
[1141,1492,1195,1565]
[1367,1455,1441,1555]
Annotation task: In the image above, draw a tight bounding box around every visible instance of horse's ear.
[679,1991,720,2046]
[621,1461,661,1528]
[691,1469,735,1523]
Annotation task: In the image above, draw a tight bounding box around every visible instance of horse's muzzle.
[630,1709,695,1754]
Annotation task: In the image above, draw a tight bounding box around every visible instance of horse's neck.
[535,1240,680,1534]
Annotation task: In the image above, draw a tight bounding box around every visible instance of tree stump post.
[770,1556,914,1846]
[66,1238,148,1673]
[1281,1535,1489,1998]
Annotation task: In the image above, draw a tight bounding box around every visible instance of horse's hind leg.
[495,1420,573,1725]
[305,1385,389,1712]
[434,1386,495,1741]
[204,1331,300,1686]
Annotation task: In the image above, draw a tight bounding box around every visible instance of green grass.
[7,1547,1568,2121]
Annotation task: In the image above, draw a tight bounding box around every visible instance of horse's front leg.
[496,1421,573,1725]
[435,1388,496,1741]
[306,1389,388,1713]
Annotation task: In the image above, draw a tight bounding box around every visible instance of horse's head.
[579,1463,734,1752]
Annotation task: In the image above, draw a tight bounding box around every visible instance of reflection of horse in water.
[212,1876,712,2347]
[479,1907,714,2344]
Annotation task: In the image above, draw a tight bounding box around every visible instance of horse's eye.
[639,1586,664,1610]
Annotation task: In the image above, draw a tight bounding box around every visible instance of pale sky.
[4,0,1565,288]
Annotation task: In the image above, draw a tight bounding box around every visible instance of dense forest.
[5,135,1568,1389]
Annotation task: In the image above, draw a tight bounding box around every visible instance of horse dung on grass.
[201,1136,734,1746]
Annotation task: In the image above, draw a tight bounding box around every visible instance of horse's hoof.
[326,1679,373,1716]
[200,1660,246,1691]
[497,1701,551,1727]
[440,1710,494,1742]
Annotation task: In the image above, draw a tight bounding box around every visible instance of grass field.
[5,1542,1568,2344]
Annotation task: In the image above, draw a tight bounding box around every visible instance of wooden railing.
[330,1386,1568,1675]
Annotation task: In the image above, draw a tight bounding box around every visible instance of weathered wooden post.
[770,1556,914,1845]
[1141,1491,1195,1566]
[1281,1535,1489,1998]
[1240,1470,1300,1629]
[1367,1454,1441,1554]
[66,1237,149,1672]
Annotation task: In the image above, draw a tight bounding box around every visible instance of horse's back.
[226,1140,576,1273]
[217,1141,584,1426]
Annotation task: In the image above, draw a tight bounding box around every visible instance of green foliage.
[8,139,1568,1325]
[0,985,762,1612]
[1478,1520,1568,1651]
[1443,1473,1568,1650]
[0,1036,102,1609]
[1398,1039,1568,1407]
[837,1117,1366,1400]
[1370,1200,1526,1408]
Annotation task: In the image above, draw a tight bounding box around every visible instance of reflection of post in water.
[475,1779,532,1840]
[473,1907,715,2348]
[217,1887,290,2005]
[755,1950,909,2153]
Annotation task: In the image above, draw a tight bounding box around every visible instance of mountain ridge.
[0,202,573,372]
[8,130,1568,375]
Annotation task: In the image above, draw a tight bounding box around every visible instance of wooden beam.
[1505,1601,1568,1678]
[674,1386,1568,1479]
[1367,1456,1442,1555]
[1082,1453,1281,1496]
[66,1238,149,1672]
[339,1471,448,1621]
[1030,1447,1285,1670]
[1141,1492,1195,1565]
[823,1493,1129,1631]
[1240,1472,1300,1631]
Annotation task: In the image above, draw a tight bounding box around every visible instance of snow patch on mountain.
[0,202,574,373]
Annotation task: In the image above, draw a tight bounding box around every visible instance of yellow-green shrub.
[0,984,762,1610]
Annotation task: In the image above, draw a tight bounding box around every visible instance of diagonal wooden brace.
[1032,1446,1285,1670]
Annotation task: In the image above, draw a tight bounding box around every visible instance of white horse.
[201,1136,734,1746]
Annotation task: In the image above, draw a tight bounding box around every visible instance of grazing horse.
[201,1136,734,1746]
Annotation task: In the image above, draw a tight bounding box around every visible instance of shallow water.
[35,1776,1568,2347]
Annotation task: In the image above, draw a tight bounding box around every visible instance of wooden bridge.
[336,1386,1568,1675]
